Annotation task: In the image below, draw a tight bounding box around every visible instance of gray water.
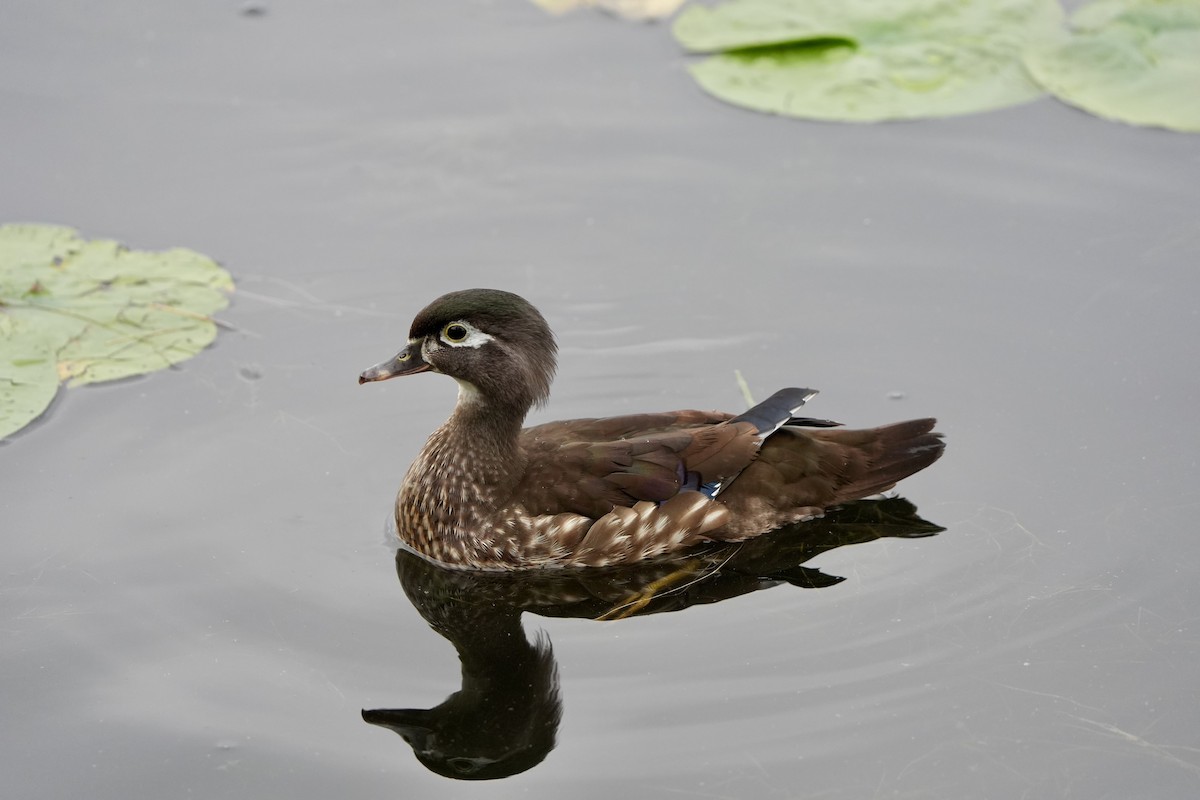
[3,2,1199,798]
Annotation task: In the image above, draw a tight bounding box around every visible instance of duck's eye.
[442,323,469,343]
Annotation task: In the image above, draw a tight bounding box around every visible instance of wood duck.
[359,289,944,571]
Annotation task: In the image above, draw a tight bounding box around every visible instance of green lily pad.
[672,0,1064,122]
[530,0,687,20]
[0,224,233,439]
[1023,0,1200,132]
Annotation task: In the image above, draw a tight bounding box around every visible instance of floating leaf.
[530,0,687,20]
[1023,0,1200,132]
[0,224,233,439]
[673,0,1064,121]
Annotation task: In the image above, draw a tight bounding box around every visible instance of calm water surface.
[3,2,1199,798]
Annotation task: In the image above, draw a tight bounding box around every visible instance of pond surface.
[3,2,1199,798]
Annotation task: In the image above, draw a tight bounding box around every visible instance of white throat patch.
[454,378,484,405]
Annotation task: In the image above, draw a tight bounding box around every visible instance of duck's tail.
[830,418,944,502]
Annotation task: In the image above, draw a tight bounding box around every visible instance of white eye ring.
[442,323,469,343]
[438,321,494,349]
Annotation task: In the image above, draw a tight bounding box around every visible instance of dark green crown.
[409,289,549,341]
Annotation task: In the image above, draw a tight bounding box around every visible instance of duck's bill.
[359,344,430,384]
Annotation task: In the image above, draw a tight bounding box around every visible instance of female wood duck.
[360,289,944,571]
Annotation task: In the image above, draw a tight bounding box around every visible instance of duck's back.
[514,409,942,544]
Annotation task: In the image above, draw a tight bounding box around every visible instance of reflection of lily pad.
[0,224,233,439]
[673,0,1064,121]
[1024,0,1200,132]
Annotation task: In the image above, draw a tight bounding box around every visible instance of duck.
[359,288,944,571]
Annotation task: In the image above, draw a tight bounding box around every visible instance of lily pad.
[0,224,233,439]
[531,0,687,20]
[672,0,1065,122]
[1023,0,1200,132]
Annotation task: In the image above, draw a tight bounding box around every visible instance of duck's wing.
[515,390,820,519]
[515,411,756,518]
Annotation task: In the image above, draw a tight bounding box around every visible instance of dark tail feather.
[838,418,944,502]
[732,388,818,436]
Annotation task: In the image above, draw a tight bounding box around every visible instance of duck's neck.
[401,392,528,524]
[396,385,537,566]
[437,395,527,496]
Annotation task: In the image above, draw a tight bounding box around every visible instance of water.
[3,2,1199,798]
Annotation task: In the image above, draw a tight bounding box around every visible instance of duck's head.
[359,289,557,412]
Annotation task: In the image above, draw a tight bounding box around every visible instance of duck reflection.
[363,497,943,780]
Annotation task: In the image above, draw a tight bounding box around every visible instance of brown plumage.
[359,289,944,571]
